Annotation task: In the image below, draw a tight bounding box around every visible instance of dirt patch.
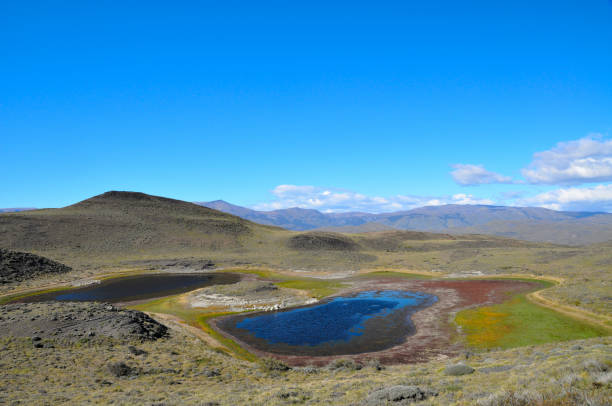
[212,278,540,366]
[188,280,316,311]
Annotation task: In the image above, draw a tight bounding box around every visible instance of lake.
[218,290,437,356]
[17,273,241,303]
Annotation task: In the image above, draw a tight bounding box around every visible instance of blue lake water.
[234,290,437,347]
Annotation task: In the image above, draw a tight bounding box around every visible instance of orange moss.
[455,307,512,348]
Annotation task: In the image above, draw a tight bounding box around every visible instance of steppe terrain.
[1,191,611,405]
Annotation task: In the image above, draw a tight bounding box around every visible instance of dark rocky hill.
[0,249,72,284]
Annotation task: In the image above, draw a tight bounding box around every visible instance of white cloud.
[451,164,513,186]
[252,185,494,213]
[522,134,612,184]
[451,193,495,205]
[521,184,612,212]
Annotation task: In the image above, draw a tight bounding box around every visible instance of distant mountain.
[197,200,367,230]
[195,201,612,245]
[0,208,36,213]
[316,222,396,234]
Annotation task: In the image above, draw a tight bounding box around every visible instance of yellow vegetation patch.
[455,307,512,348]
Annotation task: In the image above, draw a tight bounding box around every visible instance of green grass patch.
[220,268,346,299]
[131,294,257,362]
[217,268,291,281]
[197,312,258,362]
[0,286,73,305]
[275,279,345,299]
[455,293,608,349]
[356,271,433,280]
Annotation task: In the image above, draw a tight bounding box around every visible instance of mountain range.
[0,208,36,213]
[197,200,612,245]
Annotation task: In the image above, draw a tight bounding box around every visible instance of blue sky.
[1,1,611,212]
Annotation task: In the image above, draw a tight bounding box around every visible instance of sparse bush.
[477,389,612,406]
[275,388,311,402]
[477,390,543,406]
[128,345,147,356]
[260,358,291,372]
[297,365,319,374]
[592,371,612,387]
[108,362,133,377]
[583,359,609,373]
[327,358,362,371]
[558,373,581,387]
[364,385,438,405]
[365,358,385,371]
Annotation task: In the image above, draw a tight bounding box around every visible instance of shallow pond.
[218,290,437,356]
[17,273,241,303]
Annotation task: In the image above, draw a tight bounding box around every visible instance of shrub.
[260,358,291,372]
[327,358,363,371]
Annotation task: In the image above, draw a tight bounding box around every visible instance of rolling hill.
[0,191,284,268]
[197,201,612,245]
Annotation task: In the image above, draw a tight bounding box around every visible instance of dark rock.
[253,283,279,293]
[128,346,147,356]
[202,368,220,377]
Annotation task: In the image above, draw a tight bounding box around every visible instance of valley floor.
[1,330,610,405]
[1,267,611,405]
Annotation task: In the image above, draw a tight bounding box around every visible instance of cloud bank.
[451,164,513,186]
[520,184,612,212]
[522,135,612,184]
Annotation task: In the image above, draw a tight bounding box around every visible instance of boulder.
[444,362,475,376]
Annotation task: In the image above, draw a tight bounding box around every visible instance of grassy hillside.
[0,191,285,268]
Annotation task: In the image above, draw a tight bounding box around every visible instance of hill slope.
[0,191,282,268]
